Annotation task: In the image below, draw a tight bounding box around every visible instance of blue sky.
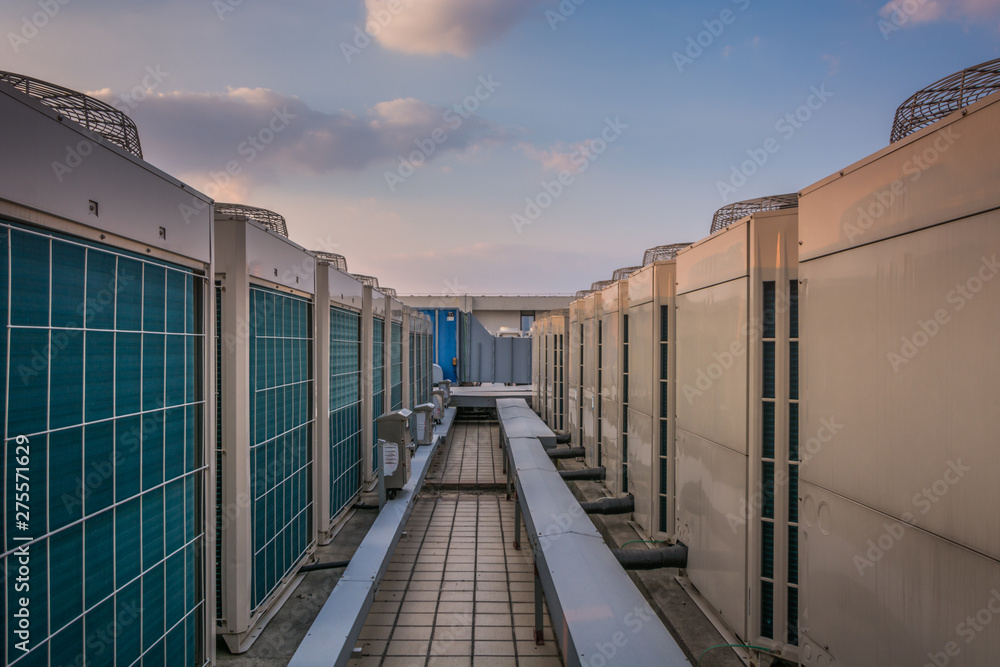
[4,0,999,294]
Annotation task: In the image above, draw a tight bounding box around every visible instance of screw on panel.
[88,200,99,216]
[159,227,166,239]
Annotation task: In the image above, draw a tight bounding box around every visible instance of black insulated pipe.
[547,447,585,460]
[612,544,688,570]
[559,467,606,481]
[580,495,634,515]
[554,431,572,444]
[299,559,352,573]
[352,503,379,510]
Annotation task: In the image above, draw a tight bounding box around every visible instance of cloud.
[879,0,1000,27]
[517,140,594,174]
[92,87,511,196]
[364,0,546,57]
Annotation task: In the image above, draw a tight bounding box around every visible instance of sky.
[3,0,1000,294]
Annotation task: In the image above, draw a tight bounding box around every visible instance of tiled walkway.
[348,421,563,666]
[425,418,505,487]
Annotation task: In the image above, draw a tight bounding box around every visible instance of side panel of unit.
[799,482,1000,667]
[676,225,750,640]
[600,284,622,495]
[567,303,582,446]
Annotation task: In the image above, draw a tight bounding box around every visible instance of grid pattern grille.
[372,318,385,470]
[658,305,669,534]
[248,287,313,611]
[1,220,205,666]
[390,322,402,411]
[329,307,361,523]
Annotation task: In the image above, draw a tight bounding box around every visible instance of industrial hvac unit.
[534,316,550,421]
[599,280,628,496]
[215,208,318,653]
[389,298,404,412]
[0,74,213,666]
[544,311,568,432]
[675,201,799,655]
[795,61,1000,666]
[361,282,388,484]
[415,313,433,405]
[580,291,603,468]
[567,301,583,447]
[313,256,365,544]
[530,319,542,412]
[626,244,690,542]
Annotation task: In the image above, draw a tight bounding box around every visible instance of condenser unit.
[544,311,568,432]
[675,200,799,656]
[795,58,1000,666]
[0,72,213,666]
[599,279,628,496]
[626,244,690,542]
[567,301,583,448]
[313,255,365,545]
[580,291,603,468]
[215,207,318,653]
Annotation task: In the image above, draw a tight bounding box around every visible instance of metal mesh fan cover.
[710,194,798,234]
[215,203,289,237]
[612,266,643,281]
[352,274,380,289]
[381,287,397,298]
[642,243,692,265]
[574,290,593,299]
[891,57,1000,143]
[313,251,348,272]
[0,70,143,158]
[590,279,615,292]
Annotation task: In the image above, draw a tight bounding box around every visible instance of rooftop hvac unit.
[366,285,388,483]
[890,56,1000,143]
[710,194,797,234]
[579,292,603,469]
[314,263,365,545]
[0,75,212,665]
[624,255,680,545]
[215,202,289,237]
[599,280,629,496]
[575,289,594,299]
[381,287,398,298]
[567,301,583,448]
[797,71,1000,666]
[643,243,692,265]
[215,211,317,653]
[313,251,349,272]
[0,70,143,157]
[675,206,799,654]
[376,409,414,498]
[612,266,643,281]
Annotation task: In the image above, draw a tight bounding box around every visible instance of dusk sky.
[4,0,999,294]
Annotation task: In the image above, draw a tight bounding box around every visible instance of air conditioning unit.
[376,409,414,497]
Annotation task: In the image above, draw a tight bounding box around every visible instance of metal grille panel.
[328,307,361,523]
[248,287,313,611]
[710,195,797,234]
[0,220,204,666]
